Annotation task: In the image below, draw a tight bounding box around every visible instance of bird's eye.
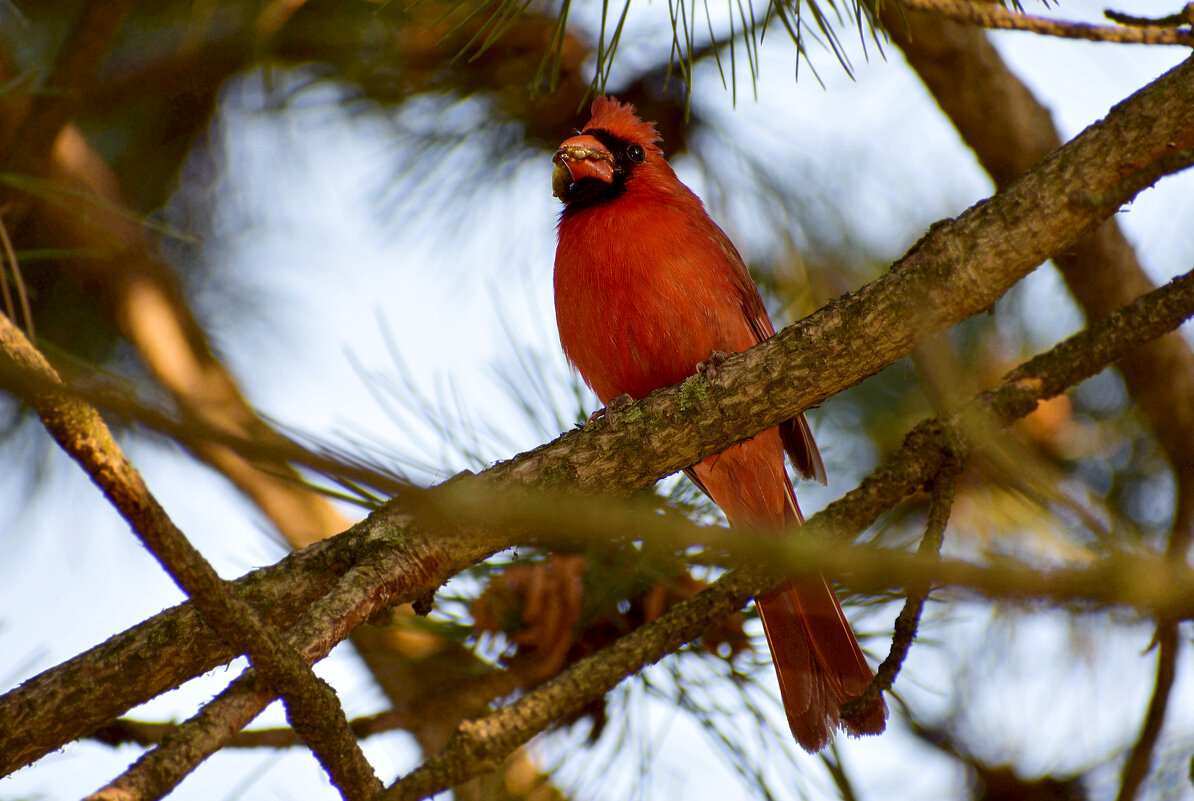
[626,144,645,163]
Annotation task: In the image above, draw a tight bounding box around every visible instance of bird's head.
[552,96,665,204]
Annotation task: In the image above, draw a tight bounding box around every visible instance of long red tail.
[689,429,887,752]
[757,578,887,752]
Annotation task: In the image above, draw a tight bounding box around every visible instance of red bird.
[551,96,887,752]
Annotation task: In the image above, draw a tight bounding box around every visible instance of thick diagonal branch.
[0,316,380,799]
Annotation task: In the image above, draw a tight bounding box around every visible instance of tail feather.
[690,430,887,752]
[757,579,887,752]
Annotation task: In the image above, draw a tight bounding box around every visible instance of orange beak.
[552,134,615,199]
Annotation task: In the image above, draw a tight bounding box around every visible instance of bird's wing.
[708,224,827,485]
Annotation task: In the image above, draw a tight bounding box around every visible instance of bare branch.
[1116,484,1194,801]
[0,317,380,799]
[841,456,961,724]
[889,0,1194,45]
[89,536,413,800]
[1105,4,1194,30]
[1115,623,1180,801]
[91,709,414,751]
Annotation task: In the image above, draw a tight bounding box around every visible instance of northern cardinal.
[551,96,887,752]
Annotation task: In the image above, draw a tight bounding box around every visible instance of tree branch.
[1115,484,1194,801]
[1114,622,1180,801]
[889,0,1194,46]
[1106,5,1194,30]
[91,709,414,751]
[0,316,381,798]
[841,455,961,723]
[88,535,414,800]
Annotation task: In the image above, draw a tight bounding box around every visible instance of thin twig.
[88,710,404,750]
[892,0,1194,45]
[0,316,380,800]
[840,454,961,723]
[1105,4,1194,30]
[1114,623,1180,801]
[1115,485,1194,801]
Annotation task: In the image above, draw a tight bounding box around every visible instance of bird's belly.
[608,312,708,398]
[558,275,743,405]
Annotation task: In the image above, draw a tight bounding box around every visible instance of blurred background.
[1,0,1192,798]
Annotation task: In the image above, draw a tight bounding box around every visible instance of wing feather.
[706,224,827,485]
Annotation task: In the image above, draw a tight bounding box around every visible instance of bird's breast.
[554,200,757,405]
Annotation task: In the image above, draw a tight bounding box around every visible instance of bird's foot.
[696,350,730,382]
[587,393,633,424]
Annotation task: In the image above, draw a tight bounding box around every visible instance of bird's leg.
[587,392,634,424]
[696,350,730,382]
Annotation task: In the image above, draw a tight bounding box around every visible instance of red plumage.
[552,96,887,752]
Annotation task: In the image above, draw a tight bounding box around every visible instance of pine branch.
[840,456,960,724]
[0,318,382,799]
[1115,623,1180,801]
[889,0,1194,45]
